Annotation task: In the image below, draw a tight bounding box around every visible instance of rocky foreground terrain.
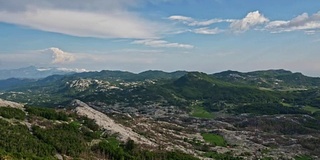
[1,97,320,159]
[82,100,320,160]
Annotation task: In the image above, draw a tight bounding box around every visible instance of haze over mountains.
[0,66,86,80]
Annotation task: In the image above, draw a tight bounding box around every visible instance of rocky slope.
[72,99,155,146]
[0,98,24,109]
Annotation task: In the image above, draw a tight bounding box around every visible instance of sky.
[1,0,320,76]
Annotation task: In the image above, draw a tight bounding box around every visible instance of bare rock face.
[72,100,156,146]
[0,98,24,109]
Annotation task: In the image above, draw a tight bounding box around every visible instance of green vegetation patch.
[0,119,56,159]
[26,106,68,121]
[190,105,214,119]
[201,133,227,147]
[33,123,87,157]
[303,106,320,114]
[295,155,313,160]
[77,116,100,131]
[92,138,199,160]
[281,102,293,107]
[0,106,25,120]
[106,137,121,148]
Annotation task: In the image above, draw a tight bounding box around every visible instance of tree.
[124,139,136,152]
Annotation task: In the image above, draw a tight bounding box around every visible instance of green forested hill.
[213,69,320,90]
[169,72,279,102]
[0,69,320,116]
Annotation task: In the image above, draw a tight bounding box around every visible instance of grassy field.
[302,105,320,114]
[190,105,214,119]
[201,133,226,147]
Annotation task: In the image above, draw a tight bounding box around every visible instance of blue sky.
[1,0,320,76]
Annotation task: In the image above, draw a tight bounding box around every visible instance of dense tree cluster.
[0,106,26,120]
[32,123,88,157]
[26,106,68,121]
[0,119,55,159]
[92,138,199,160]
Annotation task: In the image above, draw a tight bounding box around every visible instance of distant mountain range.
[1,68,320,92]
[213,69,320,90]
[0,66,86,80]
[0,68,320,109]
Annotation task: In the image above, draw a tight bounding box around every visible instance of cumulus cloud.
[0,0,161,39]
[193,27,223,35]
[168,15,234,26]
[230,11,269,32]
[265,11,320,33]
[169,11,270,34]
[132,39,194,49]
[42,48,75,64]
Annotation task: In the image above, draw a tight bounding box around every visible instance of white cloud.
[169,11,269,34]
[168,15,194,22]
[0,0,161,39]
[0,0,138,12]
[42,47,75,64]
[168,15,234,26]
[265,11,320,33]
[56,68,88,72]
[230,11,269,32]
[132,39,194,49]
[169,11,320,35]
[265,21,288,29]
[189,19,234,26]
[193,27,223,35]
